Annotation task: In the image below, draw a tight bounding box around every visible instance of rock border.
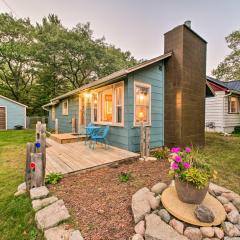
[131,182,240,240]
[15,183,84,240]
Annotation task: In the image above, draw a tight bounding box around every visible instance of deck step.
[50,133,86,144]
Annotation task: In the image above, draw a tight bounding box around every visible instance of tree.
[212,30,240,80]
[0,13,37,103]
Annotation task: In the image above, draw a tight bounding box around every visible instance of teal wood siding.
[48,95,79,133]
[47,61,164,152]
[0,97,26,129]
[126,62,164,152]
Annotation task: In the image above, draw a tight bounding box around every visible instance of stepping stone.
[35,200,70,230]
[30,186,49,200]
[145,214,188,240]
[32,196,58,211]
[44,225,84,240]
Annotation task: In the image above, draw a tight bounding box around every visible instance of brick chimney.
[164,23,207,147]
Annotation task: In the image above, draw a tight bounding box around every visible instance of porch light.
[138,111,144,121]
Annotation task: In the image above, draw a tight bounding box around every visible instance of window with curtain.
[101,88,113,122]
[62,100,68,115]
[229,96,239,113]
[134,82,151,125]
[115,85,123,124]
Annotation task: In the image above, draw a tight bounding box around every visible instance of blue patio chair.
[90,126,110,149]
[84,122,94,145]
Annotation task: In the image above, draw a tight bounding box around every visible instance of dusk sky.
[0,0,239,76]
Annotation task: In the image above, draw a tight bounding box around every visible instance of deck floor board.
[46,138,139,175]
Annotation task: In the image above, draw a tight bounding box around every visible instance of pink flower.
[183,162,191,169]
[171,147,180,153]
[185,147,191,153]
[171,162,179,170]
[175,155,182,163]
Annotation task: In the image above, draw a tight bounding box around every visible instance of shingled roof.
[207,76,240,93]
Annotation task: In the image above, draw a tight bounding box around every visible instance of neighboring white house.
[205,76,240,133]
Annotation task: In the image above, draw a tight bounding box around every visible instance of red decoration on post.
[30,162,36,169]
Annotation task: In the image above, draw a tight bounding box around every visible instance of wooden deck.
[46,138,139,175]
[50,133,86,144]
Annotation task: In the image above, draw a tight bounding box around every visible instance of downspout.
[223,91,232,132]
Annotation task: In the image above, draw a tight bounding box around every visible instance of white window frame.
[91,81,124,127]
[62,99,68,116]
[52,106,55,121]
[134,81,152,127]
[229,96,240,114]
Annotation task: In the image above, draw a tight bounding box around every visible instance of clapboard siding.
[127,62,164,152]
[205,92,224,132]
[223,96,240,132]
[0,97,26,129]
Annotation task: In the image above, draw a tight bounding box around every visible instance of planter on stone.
[175,177,209,204]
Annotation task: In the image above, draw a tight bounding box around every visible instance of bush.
[233,126,240,134]
[45,172,63,184]
[153,148,169,160]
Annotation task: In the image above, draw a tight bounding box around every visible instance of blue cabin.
[43,23,207,151]
[0,95,27,130]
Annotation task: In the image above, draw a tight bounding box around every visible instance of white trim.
[62,99,69,115]
[24,107,26,128]
[0,106,7,130]
[0,95,28,108]
[90,81,124,127]
[133,81,152,127]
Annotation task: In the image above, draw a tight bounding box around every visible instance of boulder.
[200,227,214,238]
[132,188,151,223]
[227,210,240,224]
[158,209,171,223]
[232,198,240,212]
[184,227,203,240]
[169,218,184,235]
[209,183,229,196]
[134,220,145,236]
[32,196,58,211]
[148,195,160,210]
[145,214,188,240]
[35,200,70,230]
[222,192,240,202]
[194,205,215,223]
[132,234,144,240]
[222,222,240,237]
[224,203,238,213]
[213,227,224,239]
[44,225,84,240]
[18,182,26,192]
[151,182,167,195]
[30,186,49,200]
[217,196,230,205]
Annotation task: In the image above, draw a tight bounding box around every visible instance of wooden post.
[72,117,76,133]
[25,142,34,191]
[40,124,46,183]
[145,126,150,157]
[55,118,58,134]
[30,153,43,188]
[140,123,145,158]
[36,121,41,142]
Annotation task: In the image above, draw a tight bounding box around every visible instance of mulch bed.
[49,160,170,240]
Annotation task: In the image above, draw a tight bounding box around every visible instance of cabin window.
[115,84,124,124]
[92,93,98,122]
[91,81,124,126]
[134,82,151,126]
[62,99,68,115]
[52,106,55,120]
[229,96,239,113]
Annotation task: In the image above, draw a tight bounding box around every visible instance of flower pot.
[175,177,209,204]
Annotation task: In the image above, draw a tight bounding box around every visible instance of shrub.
[45,172,63,184]
[233,126,240,134]
[153,148,169,160]
[118,172,132,183]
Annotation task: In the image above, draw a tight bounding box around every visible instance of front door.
[0,107,6,130]
[79,95,86,132]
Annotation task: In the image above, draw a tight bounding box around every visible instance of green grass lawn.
[195,132,240,194]
[0,130,43,240]
[0,130,239,240]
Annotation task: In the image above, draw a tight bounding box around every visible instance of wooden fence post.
[145,127,150,157]
[40,124,46,182]
[25,142,34,191]
[30,153,43,188]
[140,123,145,158]
[55,118,58,134]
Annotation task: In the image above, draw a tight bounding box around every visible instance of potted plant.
[168,147,217,204]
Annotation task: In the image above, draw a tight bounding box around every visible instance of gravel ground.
[49,160,170,240]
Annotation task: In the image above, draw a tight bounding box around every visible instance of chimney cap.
[184,20,191,28]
